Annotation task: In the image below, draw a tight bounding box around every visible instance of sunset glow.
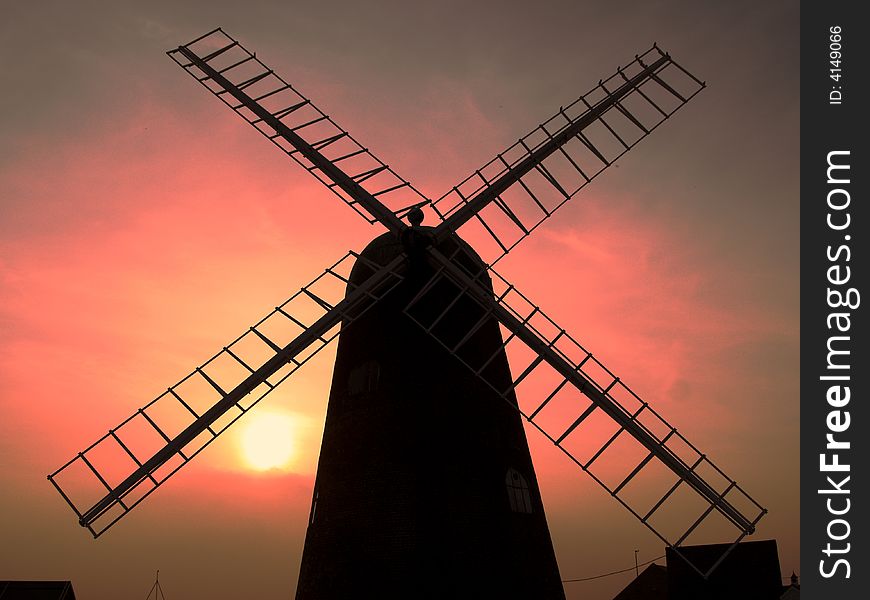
[239,410,299,471]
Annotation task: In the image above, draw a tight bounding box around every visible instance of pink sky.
[1,2,798,599]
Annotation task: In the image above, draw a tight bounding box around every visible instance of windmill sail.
[403,247,766,578]
[167,28,429,229]
[430,45,705,265]
[48,252,406,537]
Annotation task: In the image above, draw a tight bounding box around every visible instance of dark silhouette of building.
[667,539,782,600]
[610,540,798,600]
[613,564,668,600]
[779,572,800,599]
[295,231,565,599]
[0,581,76,600]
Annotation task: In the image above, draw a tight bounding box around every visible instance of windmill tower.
[296,231,564,598]
[48,29,767,596]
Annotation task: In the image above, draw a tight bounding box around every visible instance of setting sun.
[239,410,299,471]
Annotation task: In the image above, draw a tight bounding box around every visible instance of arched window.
[506,468,533,514]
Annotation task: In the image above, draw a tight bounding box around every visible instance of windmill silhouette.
[48,28,766,595]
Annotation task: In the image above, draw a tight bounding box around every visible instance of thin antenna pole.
[145,570,166,600]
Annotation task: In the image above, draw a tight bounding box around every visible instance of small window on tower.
[348,360,380,396]
[309,489,318,525]
[506,468,533,514]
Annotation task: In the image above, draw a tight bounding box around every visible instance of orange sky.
[1,2,798,599]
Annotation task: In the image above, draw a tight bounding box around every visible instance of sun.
[239,410,298,471]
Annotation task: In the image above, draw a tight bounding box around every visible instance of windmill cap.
[349,229,490,290]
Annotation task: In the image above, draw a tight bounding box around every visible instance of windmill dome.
[351,227,487,286]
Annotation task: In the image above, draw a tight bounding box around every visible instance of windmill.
[48,28,766,595]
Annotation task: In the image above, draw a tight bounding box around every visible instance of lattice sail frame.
[403,246,767,578]
[167,28,430,224]
[48,252,406,537]
[433,45,705,266]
